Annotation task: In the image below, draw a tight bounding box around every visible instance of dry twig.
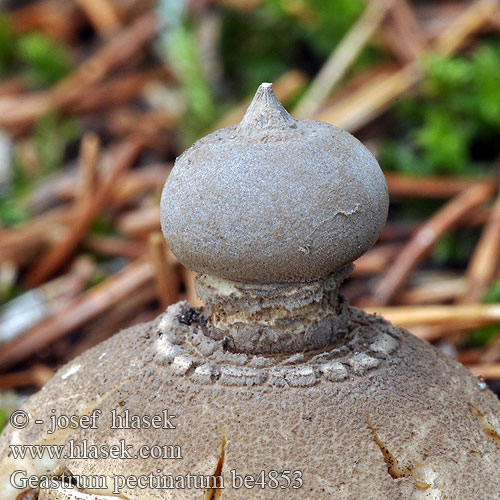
[460,180,500,303]
[365,303,500,327]
[0,207,76,265]
[77,132,100,208]
[468,364,500,379]
[64,287,158,361]
[316,0,499,131]
[148,232,179,310]
[372,182,495,305]
[75,0,121,37]
[0,258,154,372]
[385,173,479,199]
[381,0,427,63]
[293,0,395,118]
[0,365,53,390]
[118,206,161,238]
[398,276,467,305]
[27,139,143,287]
[84,236,147,259]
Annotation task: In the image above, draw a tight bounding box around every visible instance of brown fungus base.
[1,302,500,500]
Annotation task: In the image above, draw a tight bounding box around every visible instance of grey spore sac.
[161,82,388,284]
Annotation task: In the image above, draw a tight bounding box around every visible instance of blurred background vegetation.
[1,0,500,426]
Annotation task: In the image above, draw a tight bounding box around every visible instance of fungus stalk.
[195,266,352,354]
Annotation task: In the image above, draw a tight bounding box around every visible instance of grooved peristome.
[153,301,399,386]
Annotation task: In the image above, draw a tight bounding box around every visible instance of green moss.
[467,325,499,348]
[0,12,15,73]
[220,0,378,98]
[431,231,478,267]
[0,408,7,433]
[34,113,80,175]
[0,155,31,227]
[16,32,72,87]
[381,43,500,176]
[0,12,73,87]
[0,197,29,227]
[90,214,116,236]
[483,280,500,303]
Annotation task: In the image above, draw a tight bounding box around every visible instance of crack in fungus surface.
[15,489,38,500]
[367,417,412,480]
[470,404,500,450]
[367,417,441,499]
[301,203,361,249]
[204,434,226,500]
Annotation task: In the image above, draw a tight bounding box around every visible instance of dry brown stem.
[148,232,180,310]
[64,286,157,361]
[372,182,495,305]
[117,206,161,238]
[381,0,427,63]
[70,73,155,114]
[11,0,83,42]
[365,303,500,327]
[0,365,53,390]
[0,258,153,372]
[378,221,419,243]
[415,1,472,41]
[27,163,170,211]
[480,335,500,363]
[84,236,147,259]
[75,0,121,37]
[398,276,466,305]
[293,0,395,118]
[110,164,170,205]
[434,0,500,56]
[0,207,76,265]
[352,244,401,276]
[27,139,143,287]
[460,181,500,303]
[51,10,158,108]
[406,322,481,342]
[386,173,480,199]
[468,364,500,379]
[77,132,100,208]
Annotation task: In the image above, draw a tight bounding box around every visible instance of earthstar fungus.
[1,83,500,500]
